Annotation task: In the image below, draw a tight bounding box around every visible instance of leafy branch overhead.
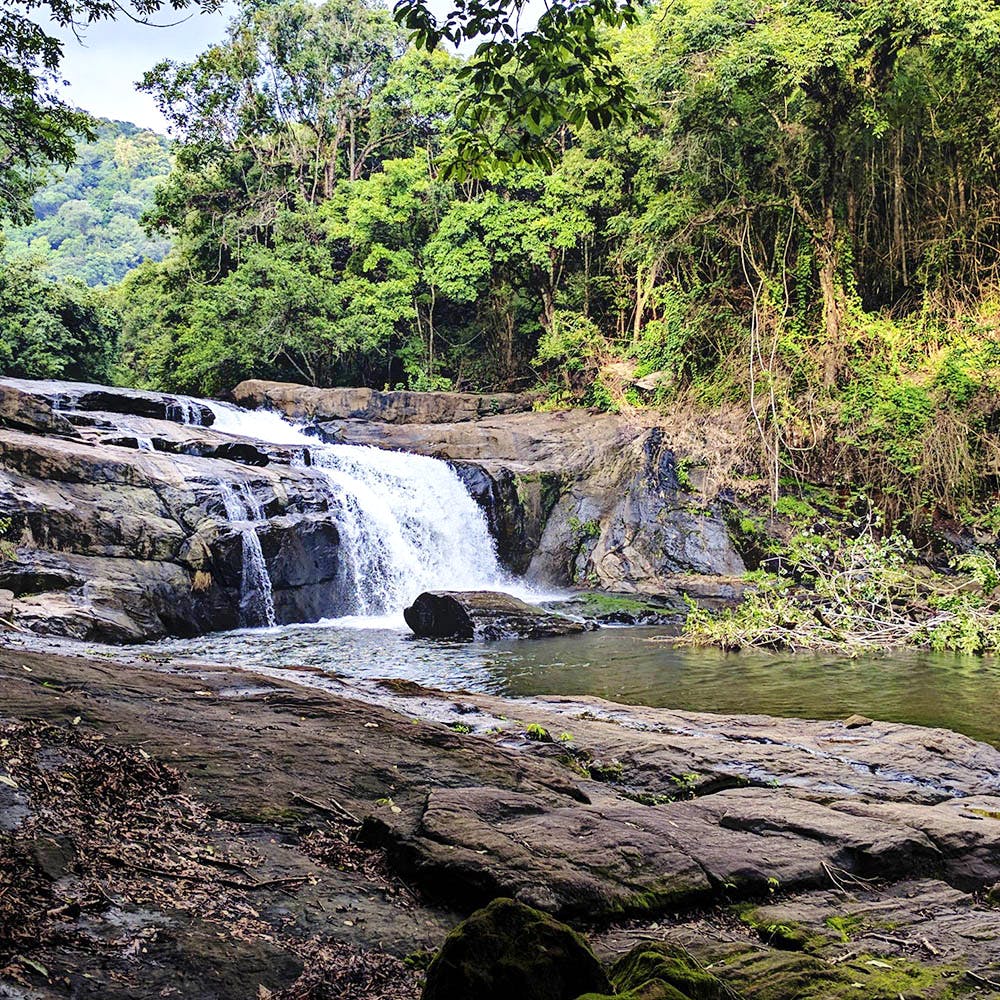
[0,0,221,221]
[392,0,648,173]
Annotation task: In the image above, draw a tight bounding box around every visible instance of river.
[133,619,1000,747]
[19,380,999,749]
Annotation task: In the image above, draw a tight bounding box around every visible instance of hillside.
[1,119,172,287]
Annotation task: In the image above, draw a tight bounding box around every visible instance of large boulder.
[0,383,77,437]
[422,898,612,1000]
[232,379,537,424]
[0,383,347,642]
[404,591,589,640]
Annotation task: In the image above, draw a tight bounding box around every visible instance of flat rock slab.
[233,379,538,424]
[404,590,589,640]
[2,643,999,997]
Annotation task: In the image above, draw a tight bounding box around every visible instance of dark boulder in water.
[403,590,589,641]
[421,897,611,1000]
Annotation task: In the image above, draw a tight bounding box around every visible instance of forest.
[2,0,1000,534]
[4,119,172,287]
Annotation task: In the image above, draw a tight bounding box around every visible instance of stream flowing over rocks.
[2,376,999,998]
[0,376,745,642]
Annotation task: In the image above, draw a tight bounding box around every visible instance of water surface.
[147,622,1000,747]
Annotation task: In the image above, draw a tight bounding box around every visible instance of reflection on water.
[147,622,1000,747]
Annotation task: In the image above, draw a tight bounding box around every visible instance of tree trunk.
[817,205,845,388]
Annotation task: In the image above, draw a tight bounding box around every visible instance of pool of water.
[143,620,1000,748]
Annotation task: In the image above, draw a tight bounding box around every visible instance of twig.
[821,862,876,894]
[182,852,255,877]
[966,970,1000,991]
[292,792,361,826]
[827,950,858,966]
[869,932,912,947]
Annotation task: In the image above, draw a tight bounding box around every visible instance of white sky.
[48,5,235,132]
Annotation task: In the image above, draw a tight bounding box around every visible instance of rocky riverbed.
[0,377,746,644]
[2,643,999,998]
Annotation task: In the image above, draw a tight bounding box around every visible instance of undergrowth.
[681,511,1000,655]
[534,297,1000,536]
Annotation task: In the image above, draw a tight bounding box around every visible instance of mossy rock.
[421,897,611,1000]
[711,945,967,999]
[576,943,736,1000]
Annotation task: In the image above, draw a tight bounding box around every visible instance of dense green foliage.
[682,517,1000,655]
[0,0,221,223]
[0,240,117,380]
[2,0,1000,537]
[3,120,172,286]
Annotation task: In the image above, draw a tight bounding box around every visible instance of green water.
[148,622,1000,747]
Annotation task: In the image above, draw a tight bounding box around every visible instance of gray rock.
[31,833,76,880]
[404,591,588,640]
[0,399,346,641]
[233,379,538,424]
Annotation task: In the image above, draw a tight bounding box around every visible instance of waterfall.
[313,445,509,615]
[166,400,203,425]
[218,481,277,628]
[208,401,514,620]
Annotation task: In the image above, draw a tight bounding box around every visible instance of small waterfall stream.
[218,480,277,628]
[208,400,514,623]
[167,400,205,425]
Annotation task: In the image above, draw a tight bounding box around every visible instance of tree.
[1,0,220,221]
[392,0,646,172]
[4,119,173,286]
[0,240,116,379]
[141,0,406,207]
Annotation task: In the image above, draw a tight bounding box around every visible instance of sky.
[49,5,235,132]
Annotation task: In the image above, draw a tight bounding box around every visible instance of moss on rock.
[710,945,970,999]
[421,897,611,1000]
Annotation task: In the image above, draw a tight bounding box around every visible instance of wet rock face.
[306,402,747,590]
[0,377,215,426]
[0,379,346,642]
[421,898,612,1000]
[403,591,589,640]
[204,516,348,626]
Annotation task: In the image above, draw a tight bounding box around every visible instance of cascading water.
[208,400,517,621]
[313,445,511,615]
[167,400,204,425]
[218,480,277,628]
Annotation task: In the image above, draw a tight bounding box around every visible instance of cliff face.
[0,377,746,643]
[235,379,747,591]
[0,379,348,642]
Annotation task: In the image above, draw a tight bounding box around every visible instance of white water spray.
[208,401,517,620]
[218,480,277,628]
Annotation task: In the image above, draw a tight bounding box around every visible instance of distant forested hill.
[2,119,172,287]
